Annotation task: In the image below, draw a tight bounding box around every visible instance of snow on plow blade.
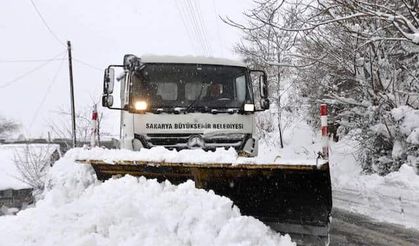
[78,160,332,245]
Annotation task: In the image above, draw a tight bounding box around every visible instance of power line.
[212,0,224,56]
[188,0,210,56]
[177,0,202,55]
[73,57,102,71]
[29,0,66,47]
[178,0,209,56]
[183,0,205,54]
[185,0,204,53]
[29,53,66,127]
[181,0,211,56]
[29,1,102,72]
[175,0,199,54]
[0,51,66,89]
[0,58,66,63]
[190,0,212,55]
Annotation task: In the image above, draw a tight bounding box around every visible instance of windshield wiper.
[185,84,205,113]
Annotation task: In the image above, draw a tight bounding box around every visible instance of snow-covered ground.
[262,114,419,230]
[271,115,419,229]
[0,152,294,246]
[330,137,419,229]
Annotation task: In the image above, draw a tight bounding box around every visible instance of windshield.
[130,64,252,111]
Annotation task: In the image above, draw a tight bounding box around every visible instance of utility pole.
[67,41,77,148]
[277,51,284,148]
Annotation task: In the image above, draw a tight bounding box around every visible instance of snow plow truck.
[78,55,332,245]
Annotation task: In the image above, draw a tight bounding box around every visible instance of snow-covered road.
[330,138,419,230]
[333,188,419,229]
[330,208,419,246]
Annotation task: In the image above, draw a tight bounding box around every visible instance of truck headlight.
[134,101,147,111]
[244,104,254,112]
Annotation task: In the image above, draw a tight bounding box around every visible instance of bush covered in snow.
[337,105,419,175]
[325,105,419,175]
[388,107,419,173]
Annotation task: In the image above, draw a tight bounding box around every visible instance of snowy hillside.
[0,153,294,246]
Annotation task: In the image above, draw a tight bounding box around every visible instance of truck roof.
[140,55,247,68]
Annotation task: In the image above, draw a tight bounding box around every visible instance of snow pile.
[392,106,419,145]
[363,106,419,174]
[0,153,294,246]
[255,106,324,164]
[391,106,419,170]
[68,144,325,166]
[67,146,238,164]
[330,137,419,229]
[264,117,321,161]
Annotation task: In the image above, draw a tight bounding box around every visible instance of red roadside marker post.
[320,104,329,159]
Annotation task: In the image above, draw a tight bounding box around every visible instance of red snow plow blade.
[78,160,332,245]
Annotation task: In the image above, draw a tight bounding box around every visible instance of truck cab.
[102,55,269,157]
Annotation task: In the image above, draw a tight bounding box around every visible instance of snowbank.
[391,106,419,169]
[256,108,325,165]
[253,107,419,229]
[67,145,326,166]
[0,154,294,246]
[330,137,419,229]
[255,110,419,230]
[392,106,419,144]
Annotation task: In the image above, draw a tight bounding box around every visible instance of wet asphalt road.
[330,208,419,246]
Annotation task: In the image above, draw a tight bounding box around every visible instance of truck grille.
[135,133,248,150]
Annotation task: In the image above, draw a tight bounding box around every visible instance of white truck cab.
[102,55,269,156]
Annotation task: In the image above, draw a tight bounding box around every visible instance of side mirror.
[104,68,115,94]
[260,98,270,110]
[250,70,269,99]
[259,74,268,99]
[102,94,114,107]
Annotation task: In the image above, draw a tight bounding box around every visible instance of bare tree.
[223,0,305,148]
[13,144,60,191]
[247,1,419,44]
